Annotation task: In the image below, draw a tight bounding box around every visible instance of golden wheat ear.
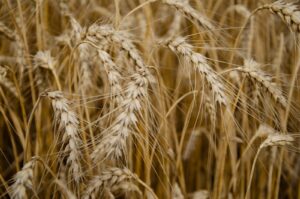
[9,160,35,199]
[236,59,287,108]
[163,0,215,32]
[47,91,83,183]
[82,167,142,199]
[265,0,300,33]
[162,37,228,105]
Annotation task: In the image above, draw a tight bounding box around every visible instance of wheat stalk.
[165,12,183,38]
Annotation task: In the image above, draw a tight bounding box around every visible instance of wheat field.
[0,0,300,198]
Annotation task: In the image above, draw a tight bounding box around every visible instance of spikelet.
[163,37,227,105]
[236,59,287,107]
[189,190,209,199]
[34,51,55,71]
[47,91,82,182]
[255,124,275,138]
[10,160,35,199]
[172,183,184,199]
[82,167,142,199]
[204,95,216,130]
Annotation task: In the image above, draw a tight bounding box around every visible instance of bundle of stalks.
[1,0,300,199]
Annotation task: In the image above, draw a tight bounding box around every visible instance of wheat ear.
[163,37,227,105]
[261,0,300,33]
[85,24,151,161]
[34,51,62,91]
[91,68,149,161]
[85,24,155,83]
[98,50,124,104]
[245,132,294,199]
[163,0,214,32]
[69,17,94,93]
[47,91,82,183]
[236,59,287,107]
[82,167,142,199]
[10,160,35,199]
